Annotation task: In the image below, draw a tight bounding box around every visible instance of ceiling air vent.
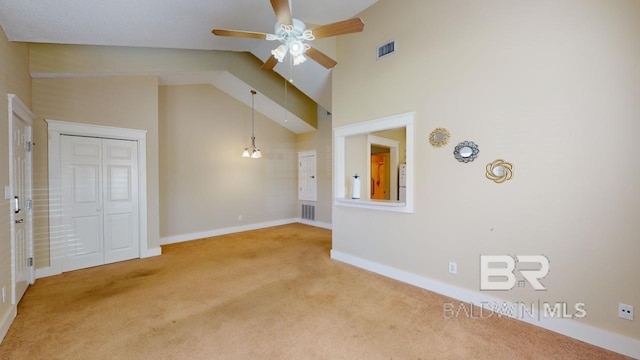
[377,40,396,60]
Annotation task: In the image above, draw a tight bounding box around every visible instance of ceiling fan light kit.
[212,0,364,70]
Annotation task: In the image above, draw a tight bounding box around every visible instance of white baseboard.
[160,218,298,245]
[0,306,17,344]
[295,218,333,230]
[330,250,640,360]
[35,266,61,279]
[141,247,162,258]
[35,246,162,280]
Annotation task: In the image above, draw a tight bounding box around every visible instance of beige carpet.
[0,224,632,359]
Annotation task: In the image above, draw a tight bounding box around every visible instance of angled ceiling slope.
[0,0,378,111]
[29,44,317,133]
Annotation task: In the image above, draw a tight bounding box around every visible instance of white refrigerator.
[398,164,407,202]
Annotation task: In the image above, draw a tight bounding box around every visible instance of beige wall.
[344,134,367,199]
[31,76,161,267]
[29,44,317,129]
[296,108,332,225]
[159,84,297,239]
[0,29,31,336]
[333,0,640,340]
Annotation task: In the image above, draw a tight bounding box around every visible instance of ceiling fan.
[212,0,364,70]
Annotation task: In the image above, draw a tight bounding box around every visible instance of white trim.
[0,305,17,343]
[330,250,640,359]
[335,199,406,208]
[296,218,333,230]
[142,247,162,258]
[334,112,414,213]
[47,118,149,139]
[35,266,59,279]
[46,119,153,276]
[160,219,298,245]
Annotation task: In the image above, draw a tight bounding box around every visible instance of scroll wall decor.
[486,159,514,183]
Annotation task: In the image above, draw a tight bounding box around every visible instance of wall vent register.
[377,40,396,59]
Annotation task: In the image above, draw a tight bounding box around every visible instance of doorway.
[367,135,399,201]
[370,146,390,200]
[47,120,150,275]
[8,94,34,304]
[60,135,140,271]
[298,150,317,201]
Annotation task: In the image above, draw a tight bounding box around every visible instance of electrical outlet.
[619,303,634,321]
[237,215,243,221]
[448,262,457,274]
[1,287,6,303]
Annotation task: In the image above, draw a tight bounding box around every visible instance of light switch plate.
[4,186,12,200]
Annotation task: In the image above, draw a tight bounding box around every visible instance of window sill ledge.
[334,198,412,213]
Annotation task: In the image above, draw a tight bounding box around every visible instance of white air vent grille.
[377,40,396,59]
[301,204,315,221]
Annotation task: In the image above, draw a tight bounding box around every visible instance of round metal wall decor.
[453,141,479,163]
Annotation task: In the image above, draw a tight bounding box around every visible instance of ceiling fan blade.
[270,0,293,25]
[306,47,338,69]
[311,18,365,39]
[212,29,269,40]
[261,55,279,71]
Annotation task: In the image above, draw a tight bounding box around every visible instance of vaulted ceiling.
[0,0,377,115]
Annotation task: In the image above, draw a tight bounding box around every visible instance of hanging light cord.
[251,90,256,141]
[284,78,288,124]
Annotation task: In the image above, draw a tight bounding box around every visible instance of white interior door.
[61,136,104,272]
[298,150,317,201]
[10,104,33,304]
[61,136,140,272]
[103,139,139,263]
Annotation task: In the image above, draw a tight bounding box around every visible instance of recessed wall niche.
[334,112,414,213]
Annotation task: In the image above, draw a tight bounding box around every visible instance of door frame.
[366,135,399,202]
[298,150,317,201]
[46,119,153,276]
[8,94,35,303]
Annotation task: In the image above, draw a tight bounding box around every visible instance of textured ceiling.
[0,0,375,52]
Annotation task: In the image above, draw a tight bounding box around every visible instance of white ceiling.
[0,0,377,113]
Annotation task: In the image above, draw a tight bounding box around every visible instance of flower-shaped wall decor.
[453,141,479,163]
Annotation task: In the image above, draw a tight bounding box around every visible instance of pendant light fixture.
[242,90,261,159]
